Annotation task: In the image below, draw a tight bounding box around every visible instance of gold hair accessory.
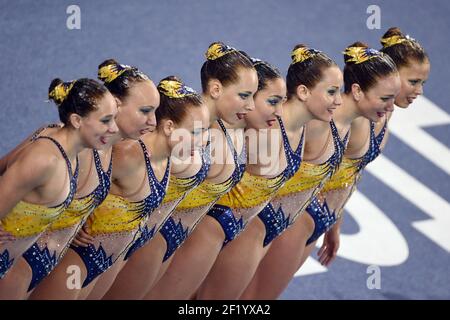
[344,47,382,64]
[98,63,129,83]
[49,81,75,104]
[381,34,415,48]
[205,42,237,61]
[291,47,321,65]
[158,79,196,98]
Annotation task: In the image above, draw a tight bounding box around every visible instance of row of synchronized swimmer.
[0,26,430,300]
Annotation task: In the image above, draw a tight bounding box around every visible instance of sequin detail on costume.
[273,115,304,179]
[22,243,58,291]
[305,197,336,245]
[259,203,291,247]
[258,120,349,246]
[29,124,62,142]
[71,243,114,288]
[216,119,247,187]
[278,120,347,202]
[123,224,156,260]
[217,116,304,208]
[127,140,171,221]
[0,136,78,279]
[317,119,387,229]
[20,149,112,289]
[207,204,244,246]
[0,136,79,238]
[160,217,190,262]
[50,149,112,232]
[322,119,387,194]
[174,119,246,211]
[208,116,305,245]
[0,136,78,278]
[158,120,246,260]
[71,140,170,286]
[164,137,211,203]
[124,139,211,260]
[356,120,387,170]
[87,140,170,234]
[0,250,14,279]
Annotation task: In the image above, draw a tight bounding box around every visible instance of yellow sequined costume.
[0,136,78,280]
[70,139,170,287]
[257,121,348,246]
[207,117,304,245]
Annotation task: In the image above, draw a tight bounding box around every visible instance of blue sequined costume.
[71,140,170,287]
[208,116,304,246]
[23,149,112,291]
[259,120,347,246]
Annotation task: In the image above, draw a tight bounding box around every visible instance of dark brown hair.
[343,41,397,93]
[156,76,203,126]
[48,78,108,126]
[200,42,254,93]
[287,44,336,99]
[380,27,429,68]
[249,57,282,92]
[98,58,150,99]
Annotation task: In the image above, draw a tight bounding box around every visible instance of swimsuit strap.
[217,119,239,166]
[202,129,212,166]
[92,149,109,180]
[35,136,78,182]
[34,136,79,206]
[375,118,388,145]
[276,116,303,177]
[30,123,61,142]
[277,116,305,156]
[160,156,171,187]
[137,139,171,188]
[137,139,158,186]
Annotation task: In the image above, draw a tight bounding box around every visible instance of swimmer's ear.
[48,78,75,106]
[207,79,222,100]
[69,113,83,130]
[296,84,310,102]
[161,119,175,137]
[351,83,363,102]
[114,97,122,108]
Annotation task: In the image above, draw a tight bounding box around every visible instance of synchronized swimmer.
[0,27,430,300]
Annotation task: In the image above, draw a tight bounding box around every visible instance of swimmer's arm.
[314,186,350,267]
[0,124,62,175]
[0,133,36,175]
[0,150,55,220]
[317,218,343,267]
